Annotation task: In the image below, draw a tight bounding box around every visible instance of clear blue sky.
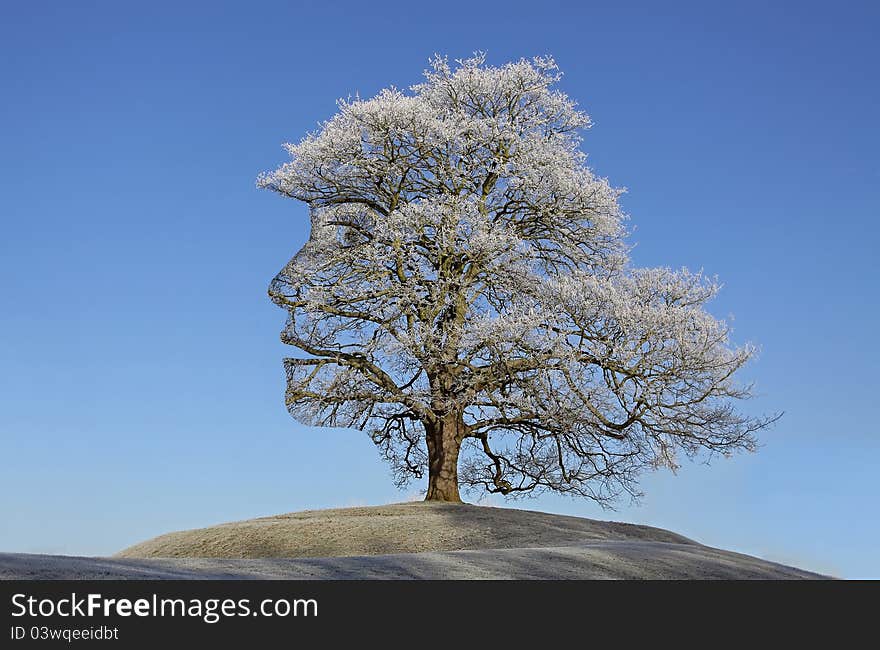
[1,0,877,578]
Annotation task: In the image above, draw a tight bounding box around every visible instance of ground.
[0,502,828,579]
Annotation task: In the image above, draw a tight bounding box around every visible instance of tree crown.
[258,54,776,504]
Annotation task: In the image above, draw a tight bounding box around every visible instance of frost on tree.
[258,54,777,503]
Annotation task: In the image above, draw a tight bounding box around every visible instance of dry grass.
[116,501,695,560]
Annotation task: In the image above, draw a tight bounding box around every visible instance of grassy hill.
[116,501,694,559]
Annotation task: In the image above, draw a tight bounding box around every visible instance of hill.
[116,501,694,559]
[1,503,827,579]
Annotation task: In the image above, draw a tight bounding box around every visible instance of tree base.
[424,481,463,503]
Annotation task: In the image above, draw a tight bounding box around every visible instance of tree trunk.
[424,413,464,502]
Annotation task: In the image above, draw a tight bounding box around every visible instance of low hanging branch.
[258,53,779,504]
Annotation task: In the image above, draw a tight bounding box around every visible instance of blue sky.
[1,0,877,578]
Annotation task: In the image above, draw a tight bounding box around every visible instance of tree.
[258,54,777,503]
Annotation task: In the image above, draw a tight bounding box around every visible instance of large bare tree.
[258,54,776,503]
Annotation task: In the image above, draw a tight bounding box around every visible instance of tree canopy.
[258,54,776,503]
